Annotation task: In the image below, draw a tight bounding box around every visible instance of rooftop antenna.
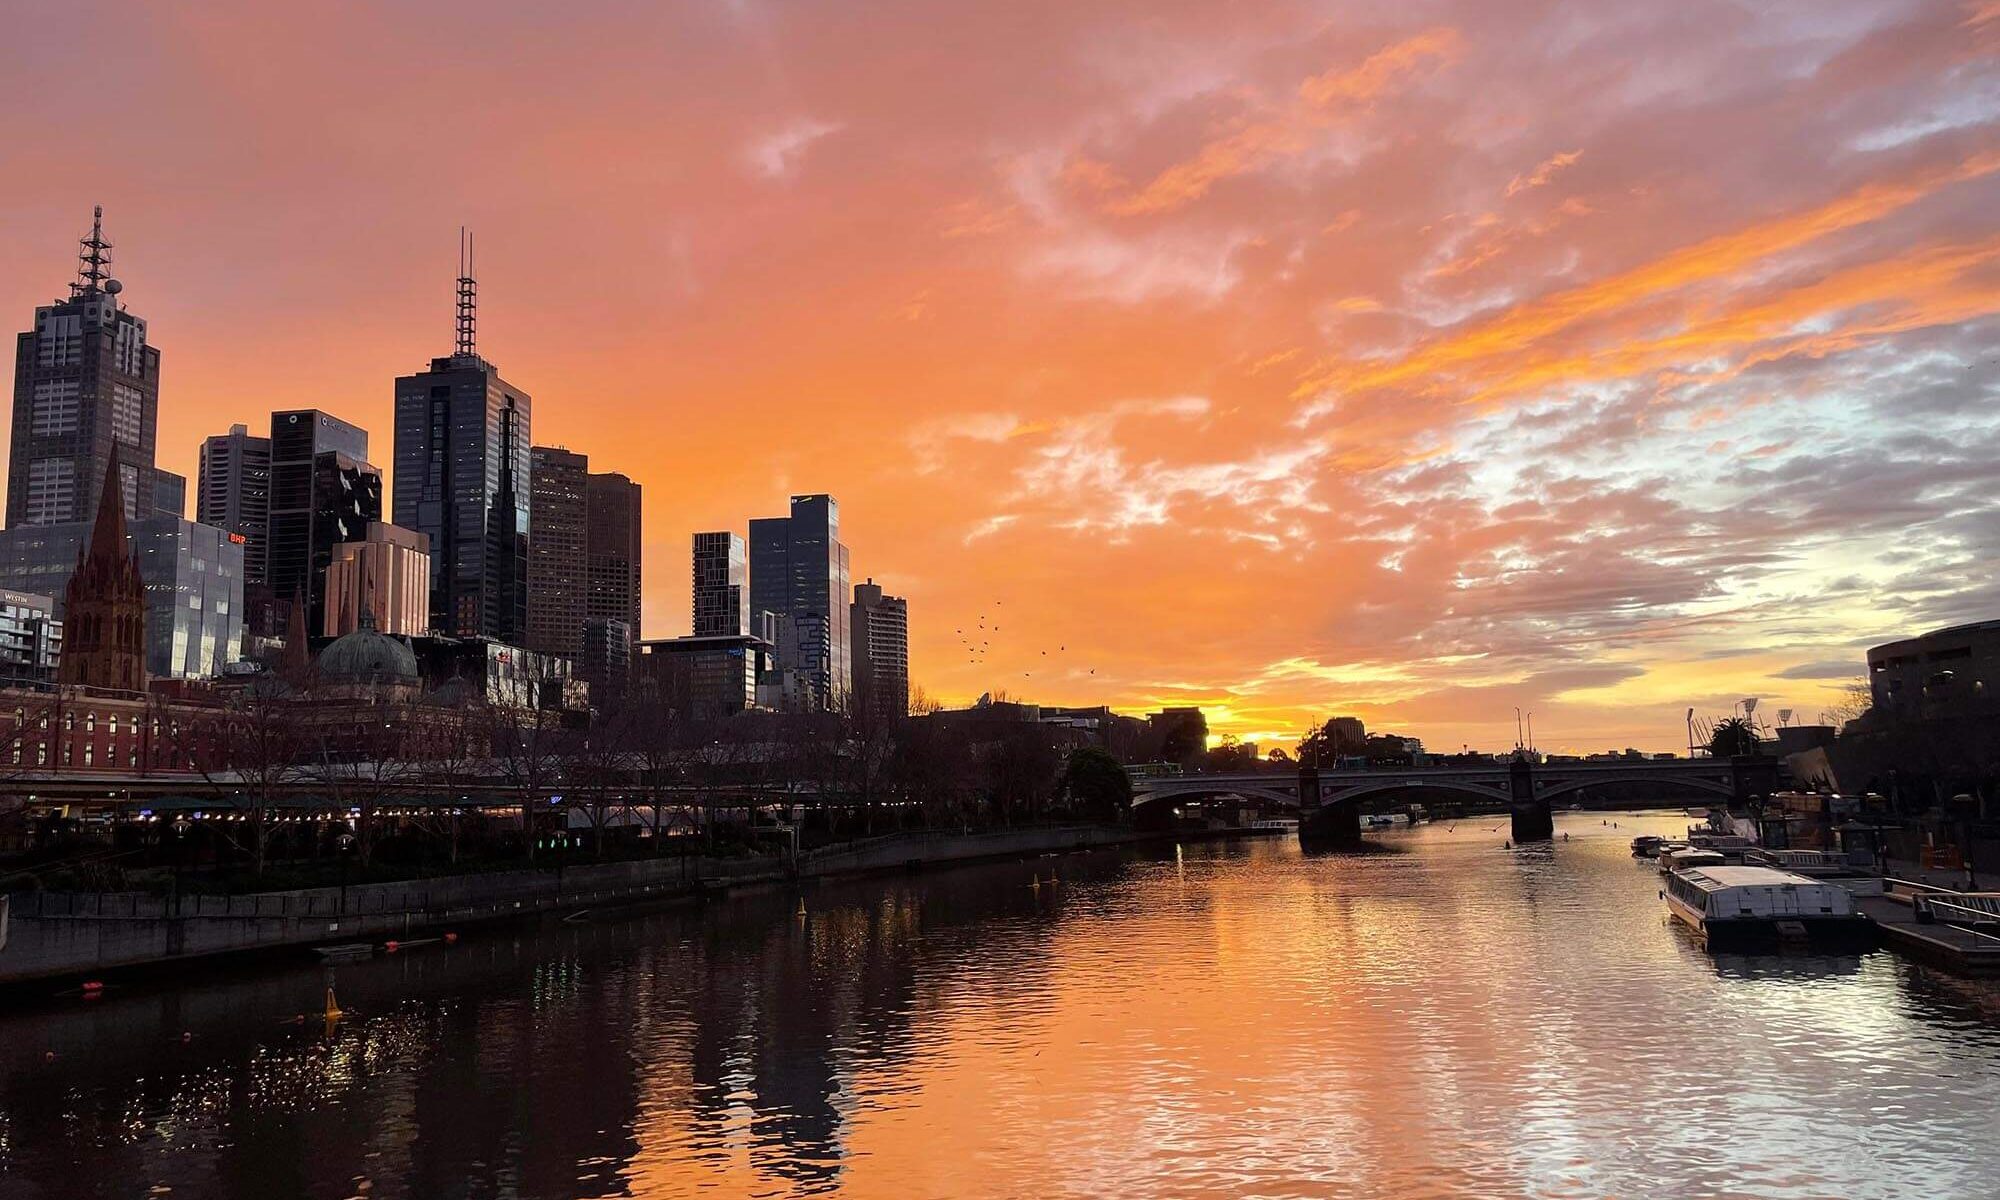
[73,205,112,298]
[455,226,477,358]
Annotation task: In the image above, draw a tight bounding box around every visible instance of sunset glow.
[5,0,1997,751]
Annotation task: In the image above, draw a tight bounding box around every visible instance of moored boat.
[1662,865,1876,952]
[1659,847,1726,874]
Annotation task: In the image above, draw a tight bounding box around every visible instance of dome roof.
[316,612,419,686]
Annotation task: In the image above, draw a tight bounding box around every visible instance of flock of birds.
[954,600,1096,680]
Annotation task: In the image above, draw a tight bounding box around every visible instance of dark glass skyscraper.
[267,409,378,635]
[692,531,747,637]
[749,494,850,710]
[391,239,531,641]
[8,208,161,529]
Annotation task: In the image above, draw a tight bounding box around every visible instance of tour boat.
[1658,847,1726,874]
[1743,848,1885,897]
[1631,835,1666,858]
[1661,865,1876,952]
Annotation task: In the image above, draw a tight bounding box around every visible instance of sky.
[3,0,1998,755]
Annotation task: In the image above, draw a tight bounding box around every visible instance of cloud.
[1774,660,1865,680]
[745,118,842,178]
[1505,149,1581,197]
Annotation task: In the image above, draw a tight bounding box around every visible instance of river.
[2,812,1998,1199]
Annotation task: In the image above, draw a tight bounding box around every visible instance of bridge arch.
[1130,783,1301,809]
[1325,779,1511,805]
[1536,773,1737,802]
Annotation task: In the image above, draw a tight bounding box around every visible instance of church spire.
[59,460,147,693]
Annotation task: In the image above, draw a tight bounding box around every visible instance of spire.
[87,457,129,556]
[455,226,477,358]
[72,205,112,298]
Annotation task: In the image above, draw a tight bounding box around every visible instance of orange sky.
[5,1,1999,753]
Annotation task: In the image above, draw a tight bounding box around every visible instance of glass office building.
[0,517,243,678]
[748,495,850,710]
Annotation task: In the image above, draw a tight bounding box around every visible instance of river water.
[3,812,2000,1199]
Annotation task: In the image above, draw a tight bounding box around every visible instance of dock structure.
[1856,890,2000,976]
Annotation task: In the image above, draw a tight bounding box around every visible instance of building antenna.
[74,205,112,297]
[455,226,477,358]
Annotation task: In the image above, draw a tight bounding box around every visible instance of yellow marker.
[324,986,344,1022]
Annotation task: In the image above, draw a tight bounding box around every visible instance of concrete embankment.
[0,825,1146,985]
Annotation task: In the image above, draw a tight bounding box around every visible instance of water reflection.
[2,816,1999,1198]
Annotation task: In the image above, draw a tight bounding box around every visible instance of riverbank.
[0,824,1176,987]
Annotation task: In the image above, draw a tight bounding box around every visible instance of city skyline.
[4,2,1996,750]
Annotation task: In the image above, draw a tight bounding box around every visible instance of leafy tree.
[1707,717,1761,758]
[1062,746,1132,822]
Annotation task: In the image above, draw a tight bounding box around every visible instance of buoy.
[43,1050,56,1063]
[443,932,458,944]
[384,940,399,954]
[795,899,807,919]
[181,1031,193,1043]
[81,980,104,993]
[324,986,344,1022]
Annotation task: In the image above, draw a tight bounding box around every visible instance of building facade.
[0,590,60,686]
[850,578,909,721]
[1866,621,2000,725]
[526,446,588,658]
[323,522,431,637]
[267,410,379,636]
[9,209,162,530]
[196,423,272,586]
[585,471,641,644]
[693,531,748,637]
[392,339,531,642]
[748,494,850,710]
[637,634,772,722]
[0,514,244,679]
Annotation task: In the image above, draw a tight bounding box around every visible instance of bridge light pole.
[1513,707,1524,753]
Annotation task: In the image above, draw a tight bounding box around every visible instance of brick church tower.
[58,464,147,692]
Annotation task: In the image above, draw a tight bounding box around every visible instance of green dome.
[315,613,419,685]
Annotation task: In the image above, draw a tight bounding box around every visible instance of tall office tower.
[9,208,161,529]
[196,423,273,585]
[692,531,747,637]
[266,409,379,636]
[850,578,909,721]
[526,446,587,658]
[748,494,851,710]
[392,232,531,641]
[585,471,641,643]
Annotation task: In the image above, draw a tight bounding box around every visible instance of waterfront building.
[56,468,147,693]
[637,633,772,722]
[748,494,850,710]
[0,510,243,680]
[409,634,584,711]
[850,578,909,720]
[0,590,61,686]
[1865,620,2000,725]
[323,522,431,637]
[527,446,587,658]
[8,208,164,531]
[197,423,272,585]
[693,532,748,637]
[267,409,379,636]
[392,235,531,642]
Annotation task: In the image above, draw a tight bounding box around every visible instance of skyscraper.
[267,409,378,635]
[749,494,850,710]
[526,449,641,663]
[9,208,161,529]
[850,578,909,721]
[392,233,531,641]
[526,446,587,658]
[323,522,431,637]
[692,531,747,637]
[196,423,272,585]
[585,471,641,644]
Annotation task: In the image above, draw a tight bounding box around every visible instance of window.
[86,712,95,733]
[29,381,80,436]
[83,744,93,766]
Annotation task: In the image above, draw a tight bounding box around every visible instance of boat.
[1631,835,1665,858]
[1743,848,1884,897]
[1659,847,1727,874]
[1686,832,1757,861]
[1661,865,1876,952]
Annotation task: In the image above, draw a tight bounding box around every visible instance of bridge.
[1131,756,1780,843]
